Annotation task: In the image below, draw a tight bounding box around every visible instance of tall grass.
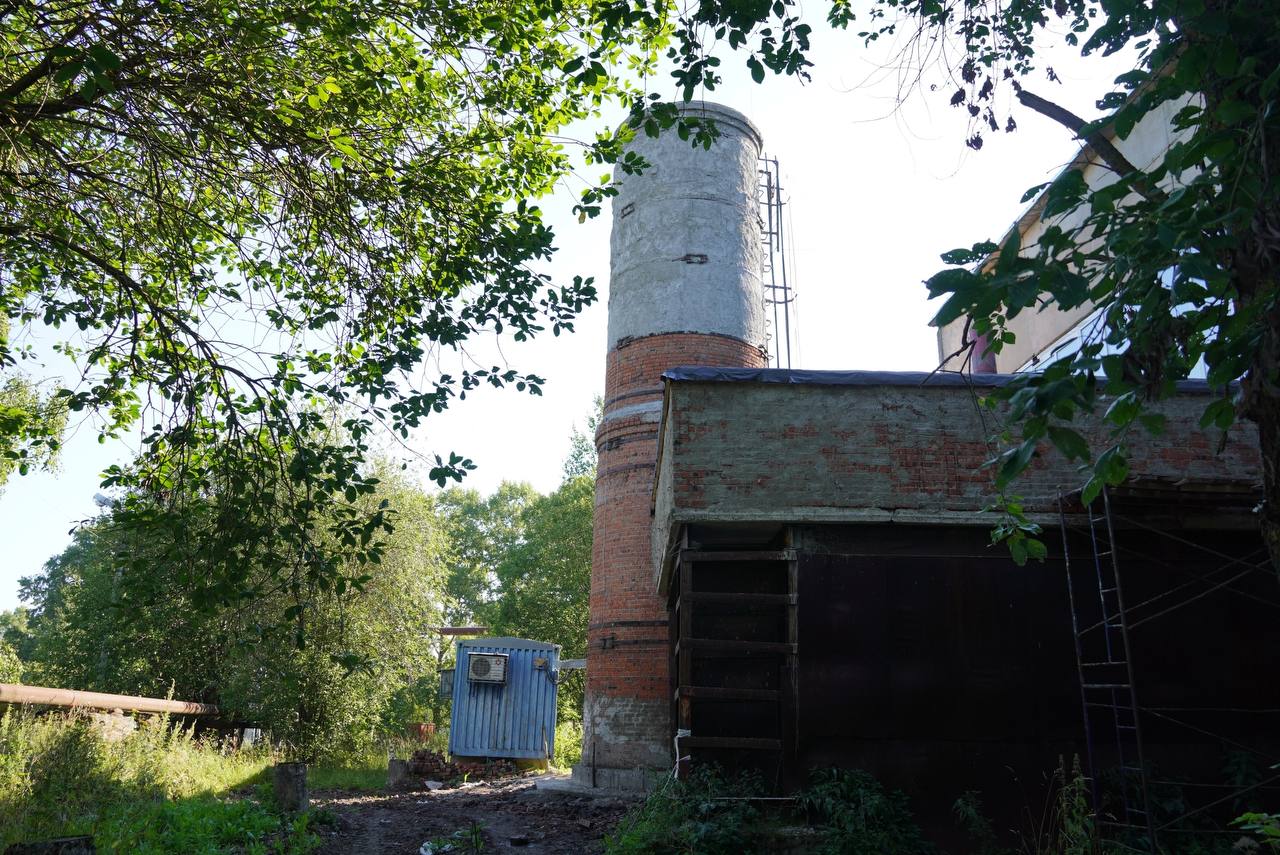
[0,707,313,852]
[305,726,452,791]
[553,720,583,771]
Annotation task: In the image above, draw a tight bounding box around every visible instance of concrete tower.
[578,102,768,788]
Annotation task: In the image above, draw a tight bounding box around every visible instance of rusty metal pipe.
[0,683,217,716]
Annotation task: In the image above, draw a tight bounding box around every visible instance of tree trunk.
[1198,1,1280,577]
[1225,151,1280,577]
[1240,303,1280,576]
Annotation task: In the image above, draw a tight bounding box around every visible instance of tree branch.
[0,17,92,102]
[1016,88,1165,203]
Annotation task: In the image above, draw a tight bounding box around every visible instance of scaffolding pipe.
[0,683,217,716]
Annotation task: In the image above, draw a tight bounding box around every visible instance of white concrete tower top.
[607,101,767,352]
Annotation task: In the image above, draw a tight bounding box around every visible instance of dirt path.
[312,777,634,855]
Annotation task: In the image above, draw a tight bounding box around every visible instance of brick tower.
[576,102,768,789]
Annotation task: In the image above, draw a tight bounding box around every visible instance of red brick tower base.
[577,332,766,786]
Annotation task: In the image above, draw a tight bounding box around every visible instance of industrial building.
[574,102,1280,846]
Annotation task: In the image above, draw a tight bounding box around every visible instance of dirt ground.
[312,776,635,855]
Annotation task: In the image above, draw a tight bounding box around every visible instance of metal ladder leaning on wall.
[1059,486,1158,851]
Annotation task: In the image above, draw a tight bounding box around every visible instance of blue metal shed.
[447,637,560,760]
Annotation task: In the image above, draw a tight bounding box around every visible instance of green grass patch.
[305,727,450,791]
[0,707,315,852]
[95,795,319,854]
[307,755,388,791]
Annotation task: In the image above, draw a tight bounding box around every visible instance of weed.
[421,822,488,854]
[953,790,1014,855]
[95,795,319,853]
[553,720,582,771]
[1233,812,1280,851]
[0,707,317,852]
[608,766,936,855]
[1011,756,1098,855]
[605,767,764,855]
[798,767,936,855]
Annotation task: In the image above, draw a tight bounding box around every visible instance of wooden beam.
[680,549,796,563]
[682,736,782,751]
[679,592,795,606]
[677,638,797,655]
[675,686,780,702]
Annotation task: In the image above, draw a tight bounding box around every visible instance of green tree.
[563,396,604,480]
[0,608,32,661]
[19,467,450,759]
[0,320,65,492]
[659,0,1280,564]
[491,474,594,719]
[0,0,680,612]
[436,482,539,629]
[0,639,21,683]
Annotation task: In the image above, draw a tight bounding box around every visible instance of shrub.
[553,720,582,771]
[796,768,936,855]
[605,768,764,855]
[0,639,21,683]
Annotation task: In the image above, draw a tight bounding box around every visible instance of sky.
[0,20,1133,611]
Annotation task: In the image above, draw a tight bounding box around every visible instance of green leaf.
[925,267,981,299]
[1047,426,1090,462]
[1215,100,1254,126]
[1081,476,1103,507]
[1094,445,1129,485]
[1020,183,1050,204]
[1200,397,1236,430]
[1009,536,1028,565]
[53,61,84,84]
[996,229,1021,276]
[88,45,123,71]
[1103,392,1140,427]
[997,438,1038,489]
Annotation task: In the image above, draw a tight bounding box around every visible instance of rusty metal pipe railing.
[0,683,217,715]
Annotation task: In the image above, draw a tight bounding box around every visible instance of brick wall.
[651,377,1260,580]
[584,332,766,772]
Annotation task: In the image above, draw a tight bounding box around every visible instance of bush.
[606,766,937,855]
[605,768,764,855]
[0,639,21,682]
[798,767,936,855]
[553,720,582,771]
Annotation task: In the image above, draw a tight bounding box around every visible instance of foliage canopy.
[1,0,672,611]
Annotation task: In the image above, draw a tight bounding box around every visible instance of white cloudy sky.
[0,20,1133,609]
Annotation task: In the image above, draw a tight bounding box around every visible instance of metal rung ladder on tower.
[1059,486,1158,850]
[757,156,793,369]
